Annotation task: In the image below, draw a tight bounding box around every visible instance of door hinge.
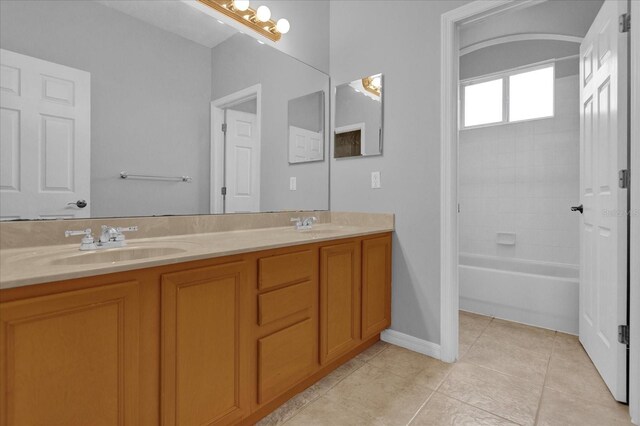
[619,169,630,189]
[620,13,631,33]
[618,325,630,345]
[221,123,227,133]
[221,186,227,196]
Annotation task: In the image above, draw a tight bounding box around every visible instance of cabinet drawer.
[258,281,312,326]
[258,250,313,290]
[258,318,315,403]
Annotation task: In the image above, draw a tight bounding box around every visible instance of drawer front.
[258,281,312,326]
[258,318,315,404]
[258,250,313,290]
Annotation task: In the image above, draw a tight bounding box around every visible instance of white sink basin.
[49,246,189,266]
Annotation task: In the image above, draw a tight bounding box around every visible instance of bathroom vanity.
[0,214,392,425]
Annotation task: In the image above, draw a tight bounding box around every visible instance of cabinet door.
[0,281,140,426]
[362,235,392,340]
[257,318,315,403]
[161,261,249,426]
[319,241,361,364]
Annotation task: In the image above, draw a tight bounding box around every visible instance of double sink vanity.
[0,212,393,425]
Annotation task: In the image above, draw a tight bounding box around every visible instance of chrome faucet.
[290,216,318,230]
[65,225,138,250]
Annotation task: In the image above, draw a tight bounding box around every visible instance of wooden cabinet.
[0,280,140,426]
[253,246,319,409]
[161,261,250,426]
[0,232,391,425]
[319,241,361,364]
[361,235,392,340]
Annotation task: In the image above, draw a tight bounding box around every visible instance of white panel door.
[225,109,259,213]
[288,125,323,163]
[0,49,90,220]
[579,0,628,402]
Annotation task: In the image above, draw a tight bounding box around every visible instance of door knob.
[571,204,583,214]
[68,200,88,208]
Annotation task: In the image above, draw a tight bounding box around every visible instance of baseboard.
[381,329,442,360]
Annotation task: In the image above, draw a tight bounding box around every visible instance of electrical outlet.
[289,177,297,191]
[371,171,381,189]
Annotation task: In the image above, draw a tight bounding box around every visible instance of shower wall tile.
[459,75,580,266]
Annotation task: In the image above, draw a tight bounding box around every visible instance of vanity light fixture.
[198,0,290,42]
[362,74,382,97]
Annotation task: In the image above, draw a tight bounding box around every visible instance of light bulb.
[371,76,381,88]
[256,5,271,22]
[276,18,290,34]
[233,0,249,11]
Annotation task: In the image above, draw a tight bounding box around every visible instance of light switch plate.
[289,177,297,191]
[371,171,381,189]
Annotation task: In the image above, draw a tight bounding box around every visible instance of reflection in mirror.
[0,0,329,220]
[334,73,383,158]
[288,91,325,164]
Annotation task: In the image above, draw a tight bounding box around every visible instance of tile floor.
[257,311,632,426]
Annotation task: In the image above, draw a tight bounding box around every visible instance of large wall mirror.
[334,73,383,158]
[0,0,329,220]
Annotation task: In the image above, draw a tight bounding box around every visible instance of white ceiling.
[97,0,237,48]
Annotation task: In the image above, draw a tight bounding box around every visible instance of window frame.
[460,61,556,130]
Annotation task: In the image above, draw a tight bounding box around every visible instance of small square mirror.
[334,73,383,158]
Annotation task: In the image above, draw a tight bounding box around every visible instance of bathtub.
[459,253,579,334]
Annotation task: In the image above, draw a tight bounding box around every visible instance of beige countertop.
[0,223,393,290]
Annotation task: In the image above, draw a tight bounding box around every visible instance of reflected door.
[578,0,628,402]
[0,49,90,220]
[224,109,260,213]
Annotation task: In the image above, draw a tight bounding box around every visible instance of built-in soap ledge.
[496,232,516,245]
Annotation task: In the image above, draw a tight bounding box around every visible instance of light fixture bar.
[198,0,283,42]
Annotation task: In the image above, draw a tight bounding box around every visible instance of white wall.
[459,75,580,265]
[212,34,329,212]
[330,0,470,345]
[0,0,213,218]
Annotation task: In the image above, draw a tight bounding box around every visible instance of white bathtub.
[459,253,579,334]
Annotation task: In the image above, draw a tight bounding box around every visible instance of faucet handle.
[116,226,138,233]
[65,228,92,238]
[65,228,96,250]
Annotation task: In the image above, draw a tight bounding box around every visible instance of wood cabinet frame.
[0,232,391,425]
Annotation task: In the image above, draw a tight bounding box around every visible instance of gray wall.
[0,0,212,218]
[460,40,580,80]
[460,0,603,49]
[288,91,323,133]
[335,84,382,156]
[212,34,329,212]
[260,0,330,73]
[330,0,470,345]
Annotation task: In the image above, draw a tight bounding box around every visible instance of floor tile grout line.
[532,331,557,425]
[458,314,493,358]
[406,340,468,426]
[281,344,389,425]
[404,387,438,425]
[434,391,526,426]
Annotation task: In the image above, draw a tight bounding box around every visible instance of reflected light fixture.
[233,0,249,11]
[362,74,383,97]
[198,0,290,42]
[256,5,271,22]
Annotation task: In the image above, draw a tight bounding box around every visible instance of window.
[461,63,554,128]
[464,79,503,127]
